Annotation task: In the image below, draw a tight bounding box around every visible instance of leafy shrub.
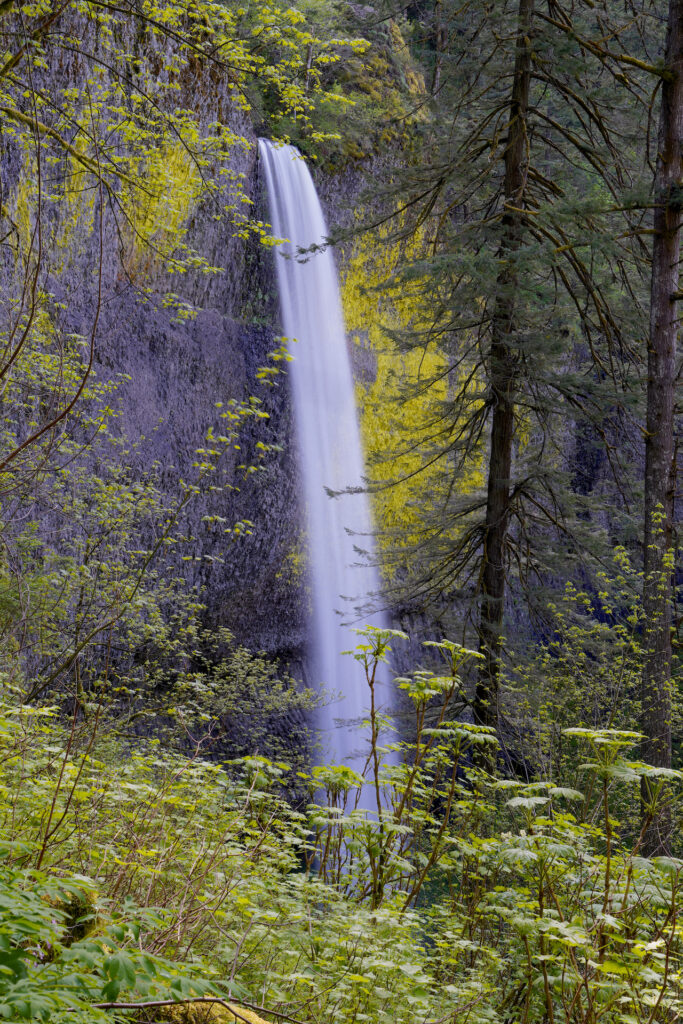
[0,631,681,1023]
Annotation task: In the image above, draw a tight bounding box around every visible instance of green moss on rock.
[155,1002,271,1024]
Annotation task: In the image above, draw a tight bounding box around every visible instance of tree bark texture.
[430,0,447,95]
[641,0,682,852]
[473,0,533,733]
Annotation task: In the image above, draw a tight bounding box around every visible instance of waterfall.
[259,140,392,786]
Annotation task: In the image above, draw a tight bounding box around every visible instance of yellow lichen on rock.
[341,219,484,582]
[124,139,202,280]
[341,223,447,574]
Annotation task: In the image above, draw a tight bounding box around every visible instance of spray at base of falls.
[259,140,394,800]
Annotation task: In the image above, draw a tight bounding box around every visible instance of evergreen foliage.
[343,0,679,758]
[0,1,679,1021]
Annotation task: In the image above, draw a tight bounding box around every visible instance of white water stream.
[259,140,392,785]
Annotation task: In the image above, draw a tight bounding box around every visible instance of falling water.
[259,140,392,784]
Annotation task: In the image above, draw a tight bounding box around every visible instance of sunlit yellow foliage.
[11,140,96,275]
[53,143,97,270]
[275,534,308,586]
[341,221,483,582]
[12,166,33,257]
[388,20,426,98]
[341,225,445,576]
[125,141,202,279]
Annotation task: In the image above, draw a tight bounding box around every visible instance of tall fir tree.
[363,0,656,743]
[640,0,682,851]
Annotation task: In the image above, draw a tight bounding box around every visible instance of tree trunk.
[640,0,683,854]
[473,0,533,734]
[430,1,447,95]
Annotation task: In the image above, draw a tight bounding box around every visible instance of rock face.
[85,294,307,659]
[75,152,382,665]
[0,6,392,673]
[81,183,309,661]
[0,37,309,663]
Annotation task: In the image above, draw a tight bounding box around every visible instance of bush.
[0,632,681,1023]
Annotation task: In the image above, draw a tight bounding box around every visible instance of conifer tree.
[474,0,533,732]
[640,0,682,851]
[368,0,652,738]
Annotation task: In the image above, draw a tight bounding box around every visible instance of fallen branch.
[83,996,315,1024]
[91,997,245,1014]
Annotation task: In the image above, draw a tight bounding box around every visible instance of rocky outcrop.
[85,294,307,657]
[0,23,310,660]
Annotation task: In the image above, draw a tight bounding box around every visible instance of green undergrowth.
[1,629,682,1023]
